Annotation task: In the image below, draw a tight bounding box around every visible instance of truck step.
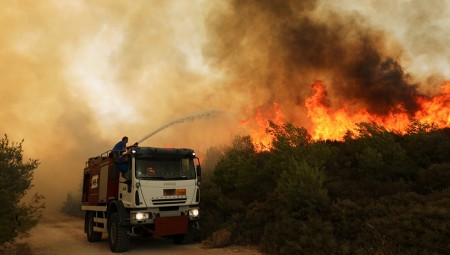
[93,217,107,224]
[93,226,107,233]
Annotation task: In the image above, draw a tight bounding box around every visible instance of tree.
[60,190,83,218]
[0,135,44,246]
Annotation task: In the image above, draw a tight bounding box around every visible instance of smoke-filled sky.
[1,0,449,211]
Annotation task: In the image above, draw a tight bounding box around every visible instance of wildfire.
[305,81,412,140]
[239,102,285,150]
[241,81,450,149]
[415,84,450,127]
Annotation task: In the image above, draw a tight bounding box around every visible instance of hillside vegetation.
[200,121,450,255]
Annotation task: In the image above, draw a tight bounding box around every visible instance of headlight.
[132,212,150,220]
[189,209,199,217]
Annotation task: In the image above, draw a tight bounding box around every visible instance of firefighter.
[112,136,128,154]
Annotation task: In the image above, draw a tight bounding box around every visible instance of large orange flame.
[241,81,450,149]
[305,81,413,140]
[239,102,285,150]
[415,84,450,127]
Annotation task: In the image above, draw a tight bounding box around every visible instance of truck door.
[118,156,134,207]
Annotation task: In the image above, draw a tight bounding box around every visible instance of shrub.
[0,135,44,246]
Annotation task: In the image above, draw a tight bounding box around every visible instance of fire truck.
[81,146,201,252]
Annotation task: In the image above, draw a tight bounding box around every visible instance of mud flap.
[154,215,188,237]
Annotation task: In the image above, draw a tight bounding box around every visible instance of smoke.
[1,0,449,211]
[0,0,233,211]
[203,0,449,116]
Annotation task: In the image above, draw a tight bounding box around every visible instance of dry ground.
[3,212,262,255]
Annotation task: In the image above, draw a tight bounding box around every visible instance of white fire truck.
[81,146,201,252]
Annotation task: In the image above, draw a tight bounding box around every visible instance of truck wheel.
[86,212,102,242]
[186,221,201,243]
[108,212,130,253]
[173,234,185,245]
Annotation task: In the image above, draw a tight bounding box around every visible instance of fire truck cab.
[81,146,201,252]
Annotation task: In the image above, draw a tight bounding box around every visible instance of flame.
[415,84,450,127]
[239,102,285,150]
[241,81,450,149]
[305,81,412,140]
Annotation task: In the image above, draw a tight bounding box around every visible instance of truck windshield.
[135,157,196,180]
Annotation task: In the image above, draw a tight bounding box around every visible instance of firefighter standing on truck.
[112,136,128,154]
[111,136,129,173]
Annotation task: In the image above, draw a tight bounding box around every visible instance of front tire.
[108,212,130,252]
[86,212,102,242]
[173,234,185,245]
[179,221,200,244]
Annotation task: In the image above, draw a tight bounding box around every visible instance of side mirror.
[196,165,202,177]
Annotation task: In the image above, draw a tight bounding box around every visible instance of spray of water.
[135,110,221,144]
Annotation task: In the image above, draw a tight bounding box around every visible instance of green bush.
[277,159,329,218]
[201,122,450,254]
[0,135,44,246]
[418,163,450,193]
[261,216,337,255]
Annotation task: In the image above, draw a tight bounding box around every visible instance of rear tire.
[86,212,102,242]
[108,212,130,253]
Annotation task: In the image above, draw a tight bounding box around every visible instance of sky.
[1,0,449,211]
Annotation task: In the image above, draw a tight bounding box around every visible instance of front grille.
[152,198,187,205]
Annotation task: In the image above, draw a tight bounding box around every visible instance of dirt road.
[4,213,262,255]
